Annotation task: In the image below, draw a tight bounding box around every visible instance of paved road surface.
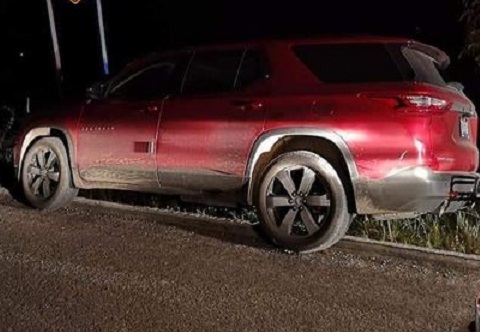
[0,194,478,332]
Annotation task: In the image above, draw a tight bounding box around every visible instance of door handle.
[232,100,264,111]
[138,105,159,113]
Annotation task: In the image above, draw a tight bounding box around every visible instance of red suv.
[13,36,479,252]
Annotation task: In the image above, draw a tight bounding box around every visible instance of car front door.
[157,48,270,191]
[77,54,188,189]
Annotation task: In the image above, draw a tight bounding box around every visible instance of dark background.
[0,0,478,104]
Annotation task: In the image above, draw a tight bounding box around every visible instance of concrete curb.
[339,236,480,269]
[1,187,480,267]
[74,196,480,268]
[73,197,260,239]
[342,235,480,262]
[73,197,253,226]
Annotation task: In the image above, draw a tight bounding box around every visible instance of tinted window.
[402,48,446,87]
[293,44,403,83]
[293,43,447,87]
[110,55,187,99]
[183,50,244,94]
[236,49,270,89]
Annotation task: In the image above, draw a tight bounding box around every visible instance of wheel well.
[46,129,76,185]
[50,129,71,156]
[251,136,356,213]
[19,128,75,185]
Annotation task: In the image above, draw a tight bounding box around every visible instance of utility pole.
[46,0,62,96]
[47,0,109,93]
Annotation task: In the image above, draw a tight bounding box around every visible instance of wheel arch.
[245,128,359,212]
[17,127,76,184]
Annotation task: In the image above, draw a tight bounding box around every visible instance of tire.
[255,151,353,253]
[21,137,78,210]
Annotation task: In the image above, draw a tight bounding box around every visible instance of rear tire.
[255,151,352,253]
[21,137,78,210]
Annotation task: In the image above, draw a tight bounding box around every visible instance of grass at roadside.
[348,210,480,255]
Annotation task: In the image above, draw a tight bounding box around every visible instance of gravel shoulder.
[0,195,478,332]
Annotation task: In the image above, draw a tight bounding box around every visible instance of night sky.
[0,0,477,102]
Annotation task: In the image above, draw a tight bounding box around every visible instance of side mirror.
[86,82,107,101]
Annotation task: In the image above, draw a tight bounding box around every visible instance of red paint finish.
[14,36,479,192]
[157,94,266,177]
[77,99,161,184]
[264,85,478,179]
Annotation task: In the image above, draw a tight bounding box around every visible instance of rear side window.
[292,43,447,86]
[293,44,403,83]
[183,49,244,94]
[235,49,270,90]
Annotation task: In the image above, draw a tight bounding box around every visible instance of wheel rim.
[265,165,333,238]
[26,147,60,199]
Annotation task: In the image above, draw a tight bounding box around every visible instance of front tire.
[255,151,353,253]
[21,137,78,210]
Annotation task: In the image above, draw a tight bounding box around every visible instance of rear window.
[401,48,446,87]
[292,43,447,86]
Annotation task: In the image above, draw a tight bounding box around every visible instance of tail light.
[360,93,449,113]
[402,96,447,110]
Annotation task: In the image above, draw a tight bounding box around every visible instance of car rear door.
[77,53,188,189]
[157,48,270,191]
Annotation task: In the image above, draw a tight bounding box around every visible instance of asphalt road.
[0,194,479,332]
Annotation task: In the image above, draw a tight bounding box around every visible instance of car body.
[13,36,480,252]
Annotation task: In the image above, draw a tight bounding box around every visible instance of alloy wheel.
[26,147,61,199]
[265,166,333,237]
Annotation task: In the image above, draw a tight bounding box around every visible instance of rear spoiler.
[407,41,450,70]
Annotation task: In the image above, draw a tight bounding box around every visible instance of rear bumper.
[354,167,480,215]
